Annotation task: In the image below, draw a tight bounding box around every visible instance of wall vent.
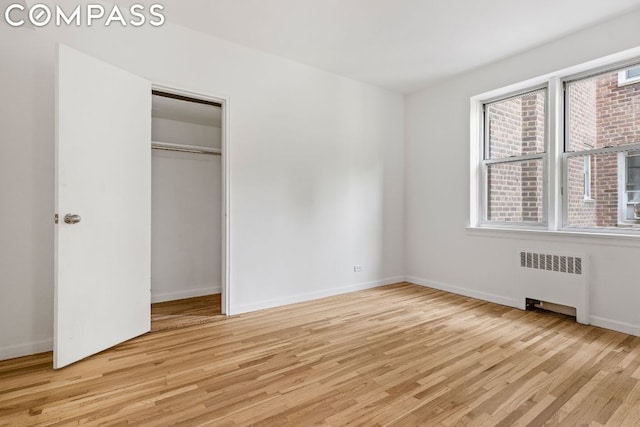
[517,250,589,324]
[519,251,582,275]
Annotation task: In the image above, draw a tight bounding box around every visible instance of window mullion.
[548,76,562,231]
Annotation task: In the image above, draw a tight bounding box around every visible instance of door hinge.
[54,213,59,224]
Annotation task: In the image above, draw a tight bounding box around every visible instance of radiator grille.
[520,251,582,275]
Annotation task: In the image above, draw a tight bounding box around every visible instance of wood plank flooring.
[151,295,224,332]
[2,283,640,426]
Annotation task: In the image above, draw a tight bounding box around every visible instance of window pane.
[567,68,640,152]
[566,152,640,228]
[486,90,546,160]
[628,67,640,79]
[487,160,543,223]
[627,152,640,191]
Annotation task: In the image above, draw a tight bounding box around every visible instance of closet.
[150,90,222,328]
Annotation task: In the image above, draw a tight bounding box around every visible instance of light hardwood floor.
[2,283,640,426]
[151,294,224,332]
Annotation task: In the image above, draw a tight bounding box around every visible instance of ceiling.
[161,0,640,93]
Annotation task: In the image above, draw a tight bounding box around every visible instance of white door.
[54,45,151,369]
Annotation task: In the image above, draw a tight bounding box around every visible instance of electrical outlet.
[354,265,363,272]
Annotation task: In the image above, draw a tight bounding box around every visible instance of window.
[624,152,640,222]
[565,67,640,229]
[481,89,547,225]
[618,65,640,86]
[471,53,640,235]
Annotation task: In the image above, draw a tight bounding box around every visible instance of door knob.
[64,214,81,224]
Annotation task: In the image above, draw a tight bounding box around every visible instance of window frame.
[479,87,549,228]
[470,47,640,236]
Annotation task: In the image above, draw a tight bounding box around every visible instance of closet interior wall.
[150,93,222,303]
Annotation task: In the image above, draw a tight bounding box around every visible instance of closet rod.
[152,142,221,156]
[152,90,222,108]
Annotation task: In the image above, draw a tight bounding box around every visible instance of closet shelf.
[152,141,221,156]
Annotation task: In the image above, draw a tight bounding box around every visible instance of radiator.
[517,250,590,324]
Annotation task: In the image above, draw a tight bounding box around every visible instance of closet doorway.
[150,89,226,332]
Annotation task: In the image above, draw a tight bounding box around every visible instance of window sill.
[466,225,640,247]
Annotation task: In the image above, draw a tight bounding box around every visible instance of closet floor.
[151,294,224,332]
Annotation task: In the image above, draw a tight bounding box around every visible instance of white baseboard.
[406,276,640,337]
[151,285,221,303]
[405,276,521,309]
[231,276,405,315]
[0,338,53,362]
[590,316,640,337]
[5,278,639,363]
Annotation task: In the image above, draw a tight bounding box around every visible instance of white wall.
[405,11,640,336]
[151,116,221,303]
[0,21,404,359]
